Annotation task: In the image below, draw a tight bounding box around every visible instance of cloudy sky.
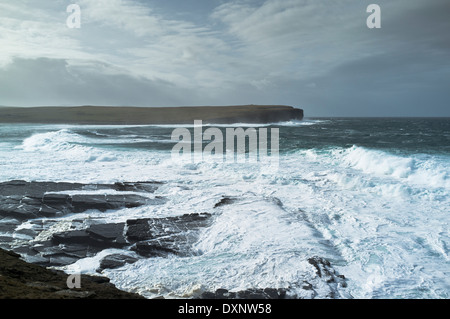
[0,0,449,116]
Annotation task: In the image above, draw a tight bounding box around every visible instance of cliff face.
[0,105,303,125]
[213,106,303,124]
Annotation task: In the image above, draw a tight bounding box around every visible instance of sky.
[0,0,449,117]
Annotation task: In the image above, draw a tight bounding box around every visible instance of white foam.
[0,125,449,299]
[101,198,341,299]
[277,119,329,126]
[33,220,74,242]
[127,119,325,128]
[273,147,450,298]
[18,129,119,164]
[313,146,450,190]
[60,249,138,274]
[20,129,83,151]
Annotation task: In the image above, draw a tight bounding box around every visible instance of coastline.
[2,119,447,299]
[0,105,303,125]
[0,248,144,299]
[0,106,304,299]
[0,180,347,300]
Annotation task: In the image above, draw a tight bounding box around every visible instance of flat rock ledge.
[0,180,164,220]
[0,248,144,299]
[0,181,215,269]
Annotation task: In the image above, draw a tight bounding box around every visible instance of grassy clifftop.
[0,248,143,299]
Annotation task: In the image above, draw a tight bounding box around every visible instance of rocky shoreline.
[0,180,209,268]
[0,180,348,299]
[0,246,346,299]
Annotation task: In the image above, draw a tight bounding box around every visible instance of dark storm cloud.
[383,0,450,49]
[285,0,450,116]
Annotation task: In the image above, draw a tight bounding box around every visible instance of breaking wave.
[19,129,117,163]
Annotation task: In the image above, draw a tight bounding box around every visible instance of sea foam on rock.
[0,180,349,299]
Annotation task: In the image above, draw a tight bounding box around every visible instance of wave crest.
[20,129,116,162]
[334,146,449,189]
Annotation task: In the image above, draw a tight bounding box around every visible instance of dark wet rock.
[48,254,81,266]
[307,256,348,291]
[52,230,91,245]
[27,241,96,267]
[0,217,21,236]
[14,227,37,239]
[0,180,351,300]
[262,288,285,299]
[199,288,288,299]
[15,212,213,267]
[87,223,127,243]
[0,179,167,263]
[215,288,232,298]
[0,180,162,197]
[52,223,127,249]
[131,241,177,257]
[113,182,163,193]
[97,254,139,272]
[0,180,164,220]
[125,218,150,241]
[301,281,313,290]
[126,213,212,242]
[214,197,237,208]
[237,288,287,299]
[70,194,159,213]
[42,194,71,206]
[39,204,61,217]
[0,180,81,197]
[0,197,38,219]
[59,244,92,258]
[199,257,349,300]
[128,213,212,257]
[308,256,333,278]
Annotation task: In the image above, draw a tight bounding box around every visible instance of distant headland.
[0,105,303,125]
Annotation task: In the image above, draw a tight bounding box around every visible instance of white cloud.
[211,0,367,78]
[73,0,236,88]
[0,1,96,67]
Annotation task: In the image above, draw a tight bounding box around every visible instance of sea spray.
[0,118,448,299]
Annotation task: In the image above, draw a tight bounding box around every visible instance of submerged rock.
[38,212,213,265]
[97,254,139,272]
[200,288,288,299]
[214,196,238,208]
[0,180,170,267]
[128,213,212,257]
[4,210,212,268]
[198,257,349,300]
[51,223,127,249]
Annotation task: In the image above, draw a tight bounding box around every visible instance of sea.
[0,117,449,299]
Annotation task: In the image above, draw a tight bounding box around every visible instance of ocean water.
[0,118,449,299]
